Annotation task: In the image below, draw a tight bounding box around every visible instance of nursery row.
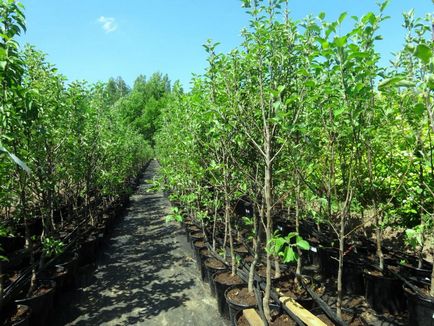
[178,205,432,325]
[0,1,166,322]
[1,186,138,325]
[155,0,434,324]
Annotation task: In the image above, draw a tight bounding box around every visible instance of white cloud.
[98,16,118,33]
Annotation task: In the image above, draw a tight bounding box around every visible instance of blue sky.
[19,0,433,90]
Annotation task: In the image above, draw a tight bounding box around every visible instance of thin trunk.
[25,219,37,296]
[212,196,218,251]
[336,211,345,320]
[368,145,384,270]
[226,198,236,276]
[263,138,273,322]
[295,175,302,278]
[374,208,384,271]
[430,246,434,297]
[0,261,3,315]
[274,257,281,278]
[248,203,262,293]
[222,205,228,260]
[418,155,425,269]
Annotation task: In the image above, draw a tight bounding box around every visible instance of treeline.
[155,0,434,319]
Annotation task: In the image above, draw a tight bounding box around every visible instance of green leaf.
[282,246,298,263]
[0,146,31,174]
[8,153,31,174]
[296,236,310,250]
[380,0,391,12]
[271,237,285,254]
[378,77,415,90]
[338,12,347,24]
[334,36,347,48]
[414,44,432,64]
[414,103,425,116]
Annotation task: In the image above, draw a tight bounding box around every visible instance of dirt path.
[49,160,224,325]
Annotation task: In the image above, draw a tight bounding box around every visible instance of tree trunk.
[336,211,345,320]
[430,246,434,297]
[263,138,273,322]
[0,261,3,316]
[212,196,218,251]
[374,207,384,271]
[248,203,262,293]
[226,199,236,276]
[295,175,302,278]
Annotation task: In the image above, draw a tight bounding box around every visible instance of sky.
[19,0,433,90]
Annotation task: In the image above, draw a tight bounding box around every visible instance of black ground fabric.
[49,160,224,325]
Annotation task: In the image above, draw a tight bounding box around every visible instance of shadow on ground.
[49,161,223,325]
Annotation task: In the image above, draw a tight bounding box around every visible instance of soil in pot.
[15,280,55,326]
[403,282,434,326]
[204,258,227,296]
[274,275,314,309]
[242,255,254,266]
[213,271,243,320]
[3,304,31,326]
[189,232,205,249]
[225,285,257,326]
[399,262,432,282]
[256,265,282,281]
[187,225,201,234]
[235,308,296,326]
[234,244,249,258]
[313,308,365,326]
[363,267,406,314]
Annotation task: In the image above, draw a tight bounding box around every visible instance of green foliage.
[165,207,183,223]
[0,1,155,259]
[42,237,64,257]
[267,232,310,263]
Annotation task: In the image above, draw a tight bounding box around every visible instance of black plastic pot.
[404,283,434,326]
[3,249,30,273]
[363,267,406,314]
[317,247,365,295]
[318,247,338,278]
[302,247,320,267]
[192,239,206,270]
[234,309,245,326]
[234,244,249,259]
[38,265,68,295]
[213,271,244,320]
[342,259,365,295]
[56,251,79,289]
[204,258,227,296]
[0,236,25,253]
[225,285,257,326]
[78,235,98,266]
[400,263,432,282]
[189,232,205,249]
[15,280,56,326]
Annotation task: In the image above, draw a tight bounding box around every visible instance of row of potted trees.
[156,0,434,324]
[1,1,158,324]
